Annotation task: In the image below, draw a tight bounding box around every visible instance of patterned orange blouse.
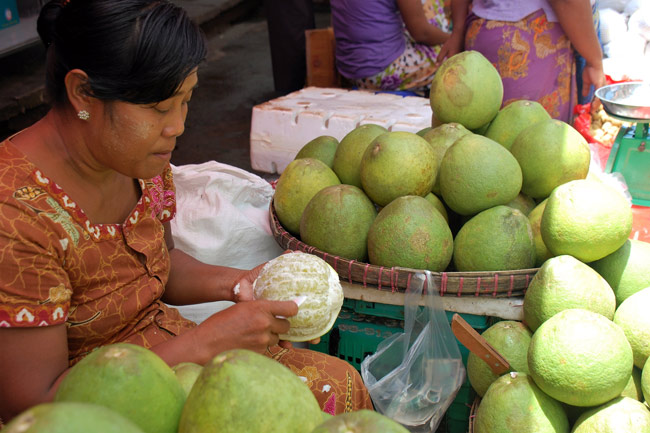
[0,139,195,365]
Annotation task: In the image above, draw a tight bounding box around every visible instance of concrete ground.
[0,0,332,181]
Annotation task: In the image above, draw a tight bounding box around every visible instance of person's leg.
[266,345,374,415]
[264,0,315,95]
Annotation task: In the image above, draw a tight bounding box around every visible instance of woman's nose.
[162,107,187,138]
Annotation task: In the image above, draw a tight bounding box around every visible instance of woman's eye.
[154,106,171,114]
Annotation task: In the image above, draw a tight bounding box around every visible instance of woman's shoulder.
[0,139,37,197]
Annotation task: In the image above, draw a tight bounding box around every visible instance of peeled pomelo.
[473,372,569,433]
[541,179,633,263]
[295,135,339,168]
[613,287,650,369]
[331,123,387,188]
[54,343,185,433]
[527,308,634,407]
[429,50,503,130]
[310,409,409,433]
[467,321,532,397]
[571,396,650,433]
[485,99,551,151]
[421,122,471,194]
[523,255,616,332]
[367,195,453,271]
[273,157,340,235]
[424,192,449,223]
[3,402,145,433]
[179,349,323,433]
[453,206,535,272]
[172,362,203,398]
[590,239,650,305]
[253,252,343,342]
[300,184,377,261]
[360,131,437,206]
[527,199,553,267]
[510,119,591,199]
[439,134,522,215]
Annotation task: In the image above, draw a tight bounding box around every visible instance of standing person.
[330,0,451,96]
[0,0,373,423]
[439,0,606,122]
[264,0,315,95]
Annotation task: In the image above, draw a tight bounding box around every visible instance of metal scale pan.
[594,83,650,207]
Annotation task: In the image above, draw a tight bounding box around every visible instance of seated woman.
[0,0,373,423]
[330,0,451,96]
[439,0,606,122]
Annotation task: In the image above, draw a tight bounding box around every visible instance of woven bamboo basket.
[269,202,538,297]
[468,397,480,433]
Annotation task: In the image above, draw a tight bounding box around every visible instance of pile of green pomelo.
[274,50,650,431]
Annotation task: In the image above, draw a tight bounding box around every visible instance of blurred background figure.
[330,0,451,96]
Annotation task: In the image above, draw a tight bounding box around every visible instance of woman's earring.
[77,110,90,121]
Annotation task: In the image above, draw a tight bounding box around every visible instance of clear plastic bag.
[360,271,466,432]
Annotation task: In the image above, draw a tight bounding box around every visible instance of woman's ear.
[64,69,93,115]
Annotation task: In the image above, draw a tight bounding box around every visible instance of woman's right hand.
[191,299,299,362]
[437,31,464,64]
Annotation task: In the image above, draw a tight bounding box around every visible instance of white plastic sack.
[628,6,650,40]
[168,161,284,323]
[599,0,630,12]
[624,0,650,16]
[599,8,628,44]
[604,31,647,59]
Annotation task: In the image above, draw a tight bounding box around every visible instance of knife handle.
[451,313,510,375]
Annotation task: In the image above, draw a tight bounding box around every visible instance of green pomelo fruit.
[591,239,650,305]
[416,126,432,137]
[473,372,569,433]
[421,122,471,194]
[3,402,144,433]
[467,321,532,397]
[367,195,453,271]
[523,255,616,332]
[506,192,536,216]
[613,287,650,369]
[253,251,343,342]
[173,362,203,398]
[485,100,551,151]
[541,180,633,263]
[453,206,535,272]
[424,192,449,223]
[274,158,340,235]
[527,309,634,407]
[179,349,322,433]
[54,343,185,433]
[439,134,522,215]
[572,396,650,433]
[295,135,339,168]
[430,50,503,130]
[528,199,553,267]
[360,131,437,206]
[310,409,409,433]
[300,184,377,261]
[641,361,650,402]
[510,119,591,199]
[331,124,387,188]
[621,368,644,401]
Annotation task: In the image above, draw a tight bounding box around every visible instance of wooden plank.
[305,27,339,88]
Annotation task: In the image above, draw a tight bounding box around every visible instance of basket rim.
[269,200,538,297]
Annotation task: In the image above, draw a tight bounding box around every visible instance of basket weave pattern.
[270,202,537,297]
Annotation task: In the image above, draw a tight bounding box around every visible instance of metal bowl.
[595,82,650,120]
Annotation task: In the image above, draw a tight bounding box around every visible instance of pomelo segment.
[253,252,343,342]
[527,309,633,407]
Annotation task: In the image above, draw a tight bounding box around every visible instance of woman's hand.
[582,63,606,97]
[437,31,464,64]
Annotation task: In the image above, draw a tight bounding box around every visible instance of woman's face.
[91,69,199,180]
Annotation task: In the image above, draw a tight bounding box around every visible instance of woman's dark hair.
[37,0,207,106]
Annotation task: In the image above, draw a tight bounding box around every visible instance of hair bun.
[37,0,67,47]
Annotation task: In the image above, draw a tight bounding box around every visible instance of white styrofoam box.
[249,87,433,174]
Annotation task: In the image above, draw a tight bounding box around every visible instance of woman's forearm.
[163,247,245,305]
[549,0,602,68]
